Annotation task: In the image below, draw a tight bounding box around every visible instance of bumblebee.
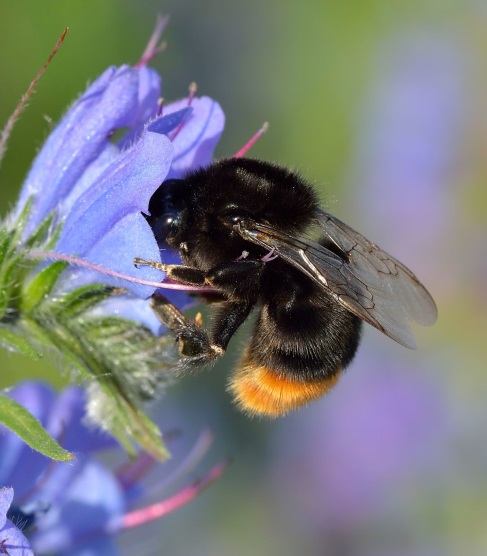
[135,158,437,417]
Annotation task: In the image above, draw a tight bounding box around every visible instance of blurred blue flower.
[266,32,461,556]
[0,382,224,555]
[348,32,466,282]
[0,487,34,556]
[272,346,449,541]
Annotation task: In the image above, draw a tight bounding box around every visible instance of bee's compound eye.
[152,212,180,243]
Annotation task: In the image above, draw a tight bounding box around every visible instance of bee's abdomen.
[227,296,361,417]
[228,348,341,417]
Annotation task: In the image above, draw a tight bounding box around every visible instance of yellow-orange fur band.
[228,362,341,417]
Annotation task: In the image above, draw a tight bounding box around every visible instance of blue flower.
[16,24,224,319]
[1,20,226,337]
[0,20,225,461]
[272,346,449,533]
[349,33,464,270]
[0,382,225,555]
[0,487,34,556]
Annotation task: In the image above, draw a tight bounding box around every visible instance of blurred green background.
[1,1,487,555]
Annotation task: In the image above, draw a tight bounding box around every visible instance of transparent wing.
[237,209,437,349]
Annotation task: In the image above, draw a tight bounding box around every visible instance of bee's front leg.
[134,257,207,286]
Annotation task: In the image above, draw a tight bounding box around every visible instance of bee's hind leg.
[151,293,218,362]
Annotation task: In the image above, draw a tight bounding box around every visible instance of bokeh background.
[1,1,487,555]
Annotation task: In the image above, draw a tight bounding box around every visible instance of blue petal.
[165,96,225,177]
[147,107,192,136]
[60,143,120,217]
[45,386,116,454]
[0,487,13,528]
[17,66,151,235]
[59,212,164,298]
[58,106,190,216]
[119,66,162,148]
[1,488,35,556]
[0,519,34,556]
[56,128,173,297]
[0,383,113,506]
[31,461,124,555]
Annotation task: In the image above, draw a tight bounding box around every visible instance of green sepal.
[0,231,13,318]
[21,261,68,313]
[91,378,170,460]
[0,326,42,359]
[0,394,74,461]
[10,196,34,243]
[16,284,174,460]
[0,227,12,264]
[24,211,60,250]
[0,255,35,324]
[48,283,116,318]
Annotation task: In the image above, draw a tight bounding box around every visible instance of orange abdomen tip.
[228,361,341,418]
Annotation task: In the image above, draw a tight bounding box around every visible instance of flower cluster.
[0,20,228,551]
[0,21,224,457]
[0,382,225,555]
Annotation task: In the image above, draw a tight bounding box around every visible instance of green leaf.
[21,261,68,312]
[0,394,74,461]
[0,326,42,359]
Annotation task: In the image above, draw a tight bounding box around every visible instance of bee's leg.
[146,260,262,363]
[198,261,264,354]
[151,293,215,359]
[151,294,252,363]
[134,257,206,286]
[209,301,253,353]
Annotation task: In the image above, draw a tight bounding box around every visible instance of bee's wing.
[239,209,437,349]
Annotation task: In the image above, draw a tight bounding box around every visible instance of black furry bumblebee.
[135,158,437,417]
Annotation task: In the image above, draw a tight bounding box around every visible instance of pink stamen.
[117,452,156,491]
[134,15,169,68]
[149,429,214,499]
[169,82,198,141]
[116,430,181,490]
[26,251,213,293]
[115,460,228,531]
[0,28,69,165]
[233,122,269,158]
[157,97,165,117]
